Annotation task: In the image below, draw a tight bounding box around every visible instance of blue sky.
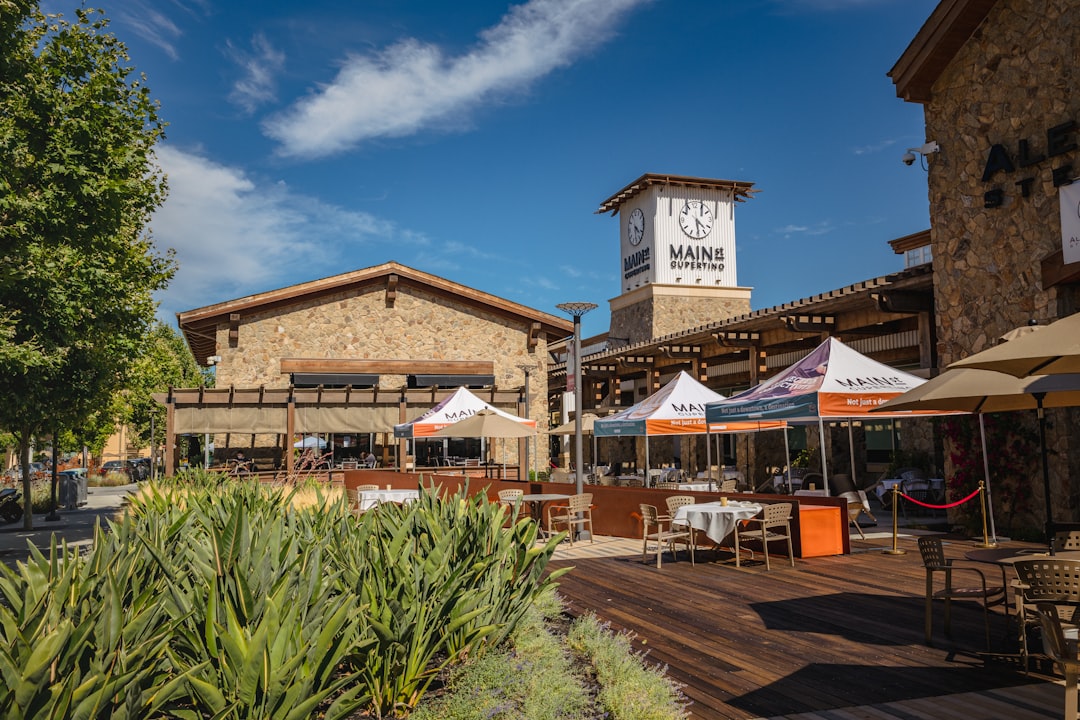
[77,0,937,338]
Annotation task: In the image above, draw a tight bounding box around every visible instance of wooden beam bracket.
[782,314,836,334]
[871,290,934,314]
[713,331,760,348]
[385,274,399,307]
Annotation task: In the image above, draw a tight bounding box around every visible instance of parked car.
[99,460,131,478]
[127,458,150,481]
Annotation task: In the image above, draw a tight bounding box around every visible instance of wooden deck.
[547,530,1068,720]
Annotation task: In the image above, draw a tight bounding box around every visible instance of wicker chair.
[719,478,738,493]
[735,502,794,570]
[640,504,694,569]
[656,481,680,490]
[1012,558,1080,669]
[918,537,1004,650]
[546,493,594,546]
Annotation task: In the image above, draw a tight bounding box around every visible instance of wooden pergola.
[154,385,526,475]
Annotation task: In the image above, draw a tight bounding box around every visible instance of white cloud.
[149,146,428,319]
[853,138,898,155]
[776,221,835,237]
[227,33,286,114]
[263,0,650,159]
[114,4,184,60]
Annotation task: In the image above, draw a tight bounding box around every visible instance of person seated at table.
[363,450,377,468]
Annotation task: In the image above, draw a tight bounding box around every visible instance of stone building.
[171,262,571,474]
[889,0,1080,532]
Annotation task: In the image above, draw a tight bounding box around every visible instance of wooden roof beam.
[782,314,836,334]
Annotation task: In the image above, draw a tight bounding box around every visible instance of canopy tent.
[705,337,941,493]
[594,371,785,484]
[393,386,530,438]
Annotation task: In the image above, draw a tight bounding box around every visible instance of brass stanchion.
[975,480,997,548]
[883,484,906,555]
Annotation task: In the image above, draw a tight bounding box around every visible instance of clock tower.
[598,173,756,344]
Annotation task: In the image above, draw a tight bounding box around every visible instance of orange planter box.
[797,504,844,557]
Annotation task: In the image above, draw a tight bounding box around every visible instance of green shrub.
[567,613,689,720]
[0,477,563,719]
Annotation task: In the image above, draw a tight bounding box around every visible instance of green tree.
[0,3,174,527]
[120,321,205,455]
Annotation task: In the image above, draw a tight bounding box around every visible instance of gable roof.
[889,0,998,103]
[177,261,573,365]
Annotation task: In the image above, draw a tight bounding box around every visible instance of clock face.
[679,200,713,239]
[627,208,645,246]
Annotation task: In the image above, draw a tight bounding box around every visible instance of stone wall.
[207,283,549,464]
[922,0,1079,529]
[610,285,751,344]
[926,0,1078,359]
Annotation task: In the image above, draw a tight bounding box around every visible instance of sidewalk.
[0,483,137,567]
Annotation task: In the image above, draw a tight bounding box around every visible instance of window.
[904,245,932,268]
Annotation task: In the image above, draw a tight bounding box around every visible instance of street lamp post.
[516,363,536,481]
[556,302,596,505]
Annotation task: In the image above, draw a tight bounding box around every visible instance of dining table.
[963,548,1080,615]
[676,482,714,492]
[520,493,571,539]
[671,500,762,545]
[357,488,420,511]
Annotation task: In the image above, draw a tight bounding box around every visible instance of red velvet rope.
[896,486,980,509]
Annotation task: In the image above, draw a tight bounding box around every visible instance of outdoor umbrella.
[434,410,536,476]
[875,368,1080,545]
[548,413,599,473]
[433,409,536,438]
[293,436,327,449]
[945,313,1080,552]
[950,312,1080,377]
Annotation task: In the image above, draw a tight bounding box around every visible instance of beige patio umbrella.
[875,368,1080,545]
[433,409,536,438]
[950,312,1080,377]
[434,410,536,477]
[945,313,1080,551]
[548,413,599,472]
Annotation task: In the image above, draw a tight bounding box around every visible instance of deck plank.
[547,533,1063,719]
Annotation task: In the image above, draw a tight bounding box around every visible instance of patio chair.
[656,481,680,490]
[1054,530,1080,552]
[735,502,794,570]
[640,503,694,569]
[340,460,358,470]
[1012,558,1080,670]
[665,495,696,520]
[719,478,738,493]
[918,537,1004,650]
[839,490,876,539]
[1034,602,1080,719]
[547,493,594,546]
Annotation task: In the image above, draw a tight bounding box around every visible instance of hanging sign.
[1061,181,1080,265]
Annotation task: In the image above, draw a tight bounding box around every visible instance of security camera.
[902,151,917,166]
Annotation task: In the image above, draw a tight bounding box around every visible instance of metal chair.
[640,504,694,569]
[918,537,1004,650]
[735,502,794,570]
[1054,530,1080,552]
[1012,558,1080,669]
[1034,602,1080,718]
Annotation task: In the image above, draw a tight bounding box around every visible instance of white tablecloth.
[672,501,762,544]
[358,489,419,511]
[875,478,945,501]
[677,482,713,492]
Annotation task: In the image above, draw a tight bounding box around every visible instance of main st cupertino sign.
[982,118,1076,208]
